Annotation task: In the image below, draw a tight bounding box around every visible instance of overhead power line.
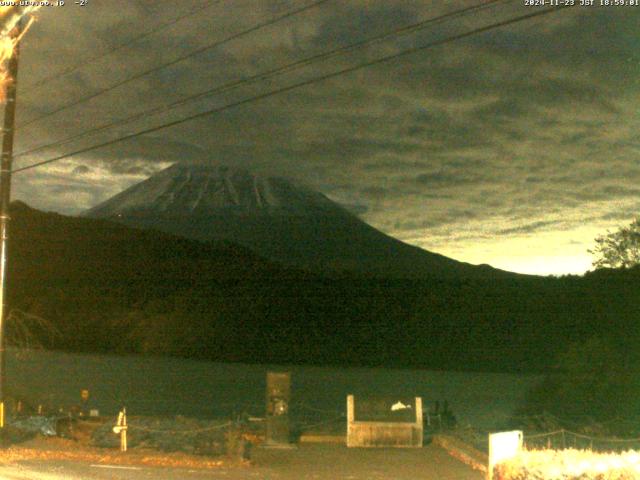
[13,4,574,175]
[16,0,331,130]
[14,0,508,161]
[23,0,223,91]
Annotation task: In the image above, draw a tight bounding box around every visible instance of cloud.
[496,220,564,236]
[72,165,90,175]
[312,3,417,49]
[414,170,483,187]
[9,1,640,274]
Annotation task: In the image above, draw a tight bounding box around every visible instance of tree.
[520,336,640,422]
[589,218,640,269]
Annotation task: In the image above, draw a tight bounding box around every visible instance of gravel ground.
[0,442,483,479]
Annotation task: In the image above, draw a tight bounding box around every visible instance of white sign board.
[488,430,523,480]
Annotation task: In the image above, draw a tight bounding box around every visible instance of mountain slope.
[84,163,513,279]
[6,201,310,359]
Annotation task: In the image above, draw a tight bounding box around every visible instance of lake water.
[5,348,542,432]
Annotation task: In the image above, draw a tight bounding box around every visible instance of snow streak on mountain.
[88,164,340,217]
[85,163,511,279]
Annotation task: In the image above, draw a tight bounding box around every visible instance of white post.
[113,407,128,452]
[415,397,423,447]
[121,407,127,452]
[346,395,354,447]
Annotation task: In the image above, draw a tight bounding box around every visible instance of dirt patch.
[0,435,231,469]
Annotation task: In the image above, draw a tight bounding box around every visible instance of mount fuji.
[84,163,510,279]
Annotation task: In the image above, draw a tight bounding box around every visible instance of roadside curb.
[432,434,488,474]
[299,434,345,443]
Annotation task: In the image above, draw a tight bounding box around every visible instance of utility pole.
[0,21,22,429]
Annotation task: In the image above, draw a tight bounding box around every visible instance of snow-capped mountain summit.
[85,163,510,279]
[88,163,339,217]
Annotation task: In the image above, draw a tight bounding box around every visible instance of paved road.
[0,444,484,480]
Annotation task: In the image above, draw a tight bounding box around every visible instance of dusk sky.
[8,0,640,276]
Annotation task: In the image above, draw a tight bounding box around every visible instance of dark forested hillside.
[5,202,640,373]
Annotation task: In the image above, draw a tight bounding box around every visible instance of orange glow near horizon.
[399,224,615,276]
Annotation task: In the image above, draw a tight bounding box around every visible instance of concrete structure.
[346,395,423,448]
[265,372,291,446]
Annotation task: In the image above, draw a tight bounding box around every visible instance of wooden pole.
[0,21,21,430]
